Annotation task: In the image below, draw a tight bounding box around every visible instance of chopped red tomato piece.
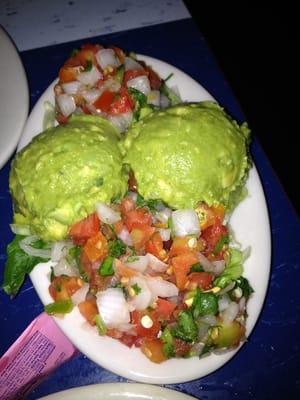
[49,276,83,301]
[83,231,108,262]
[169,236,201,257]
[108,87,134,115]
[58,66,79,83]
[120,197,136,215]
[201,217,228,256]
[186,272,214,290]
[124,69,148,84]
[152,298,176,321]
[93,90,115,112]
[171,252,199,290]
[131,310,161,338]
[123,208,152,231]
[131,225,156,250]
[69,213,100,245]
[78,299,98,326]
[145,232,167,261]
[141,338,167,363]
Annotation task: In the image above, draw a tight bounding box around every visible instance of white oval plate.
[38,383,196,400]
[22,56,271,384]
[0,27,29,168]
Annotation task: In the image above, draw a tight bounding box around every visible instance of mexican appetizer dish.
[3,44,253,365]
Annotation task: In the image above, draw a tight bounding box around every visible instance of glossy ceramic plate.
[38,383,196,400]
[20,56,271,383]
[0,27,29,169]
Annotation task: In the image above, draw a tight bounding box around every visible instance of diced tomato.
[69,213,100,245]
[145,232,167,261]
[152,298,176,321]
[141,338,167,363]
[56,112,69,124]
[124,69,148,84]
[186,272,213,290]
[131,225,156,250]
[108,87,134,115]
[93,90,115,112]
[196,203,225,231]
[171,252,199,290]
[131,310,161,338]
[119,333,139,348]
[78,299,98,326]
[169,236,203,257]
[49,276,83,301]
[113,220,124,235]
[123,208,152,231]
[83,231,108,262]
[146,66,162,90]
[59,66,79,83]
[201,217,228,256]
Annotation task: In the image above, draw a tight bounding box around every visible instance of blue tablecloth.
[1,19,299,399]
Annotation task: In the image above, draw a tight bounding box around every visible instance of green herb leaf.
[235,276,254,298]
[136,193,166,212]
[115,64,125,83]
[2,235,50,297]
[108,238,126,258]
[70,48,79,57]
[126,255,139,262]
[131,283,141,295]
[99,256,114,276]
[161,327,175,358]
[189,263,204,273]
[172,310,198,343]
[213,235,229,255]
[84,60,93,71]
[94,314,107,335]
[44,299,74,315]
[192,289,218,318]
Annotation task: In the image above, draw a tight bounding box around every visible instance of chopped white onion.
[147,90,160,106]
[146,276,179,298]
[199,315,218,326]
[221,301,239,324]
[239,296,246,312]
[146,253,168,273]
[102,77,121,92]
[77,65,102,86]
[197,252,215,272]
[96,48,120,70]
[126,75,151,95]
[108,111,133,133]
[96,288,130,328]
[19,236,51,259]
[157,228,171,242]
[128,276,153,310]
[218,281,236,295]
[127,191,138,202]
[191,342,205,356]
[56,93,76,117]
[172,209,200,237]
[125,256,149,272]
[218,294,231,312]
[96,202,121,224]
[160,94,170,108]
[53,257,79,277]
[117,227,133,246]
[155,208,172,224]
[82,88,102,104]
[212,260,226,276]
[50,240,73,262]
[124,56,143,71]
[71,283,89,305]
[62,81,82,95]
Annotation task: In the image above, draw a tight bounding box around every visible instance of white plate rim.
[0,27,29,168]
[19,55,271,383]
[38,382,197,400]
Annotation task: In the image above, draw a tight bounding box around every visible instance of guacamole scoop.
[10,115,127,241]
[123,102,250,210]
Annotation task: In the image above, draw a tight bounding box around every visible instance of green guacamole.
[10,115,128,241]
[123,102,251,210]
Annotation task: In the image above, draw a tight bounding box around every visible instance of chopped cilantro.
[131,283,141,295]
[172,310,198,343]
[213,235,229,255]
[189,263,204,273]
[84,60,93,71]
[108,239,126,258]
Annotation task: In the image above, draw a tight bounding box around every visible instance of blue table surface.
[1,18,299,399]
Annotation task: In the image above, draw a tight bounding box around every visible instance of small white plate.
[21,56,270,383]
[38,383,196,400]
[0,27,29,168]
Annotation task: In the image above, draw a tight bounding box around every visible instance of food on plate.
[54,43,181,131]
[9,114,127,242]
[123,102,251,210]
[44,193,253,363]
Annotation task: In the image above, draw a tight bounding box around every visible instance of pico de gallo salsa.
[45,188,253,363]
[54,43,180,131]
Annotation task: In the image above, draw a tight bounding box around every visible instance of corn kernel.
[184,297,194,307]
[128,287,136,297]
[166,266,173,275]
[120,277,129,285]
[211,327,219,340]
[188,237,197,248]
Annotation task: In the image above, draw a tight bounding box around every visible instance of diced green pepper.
[44,299,74,315]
